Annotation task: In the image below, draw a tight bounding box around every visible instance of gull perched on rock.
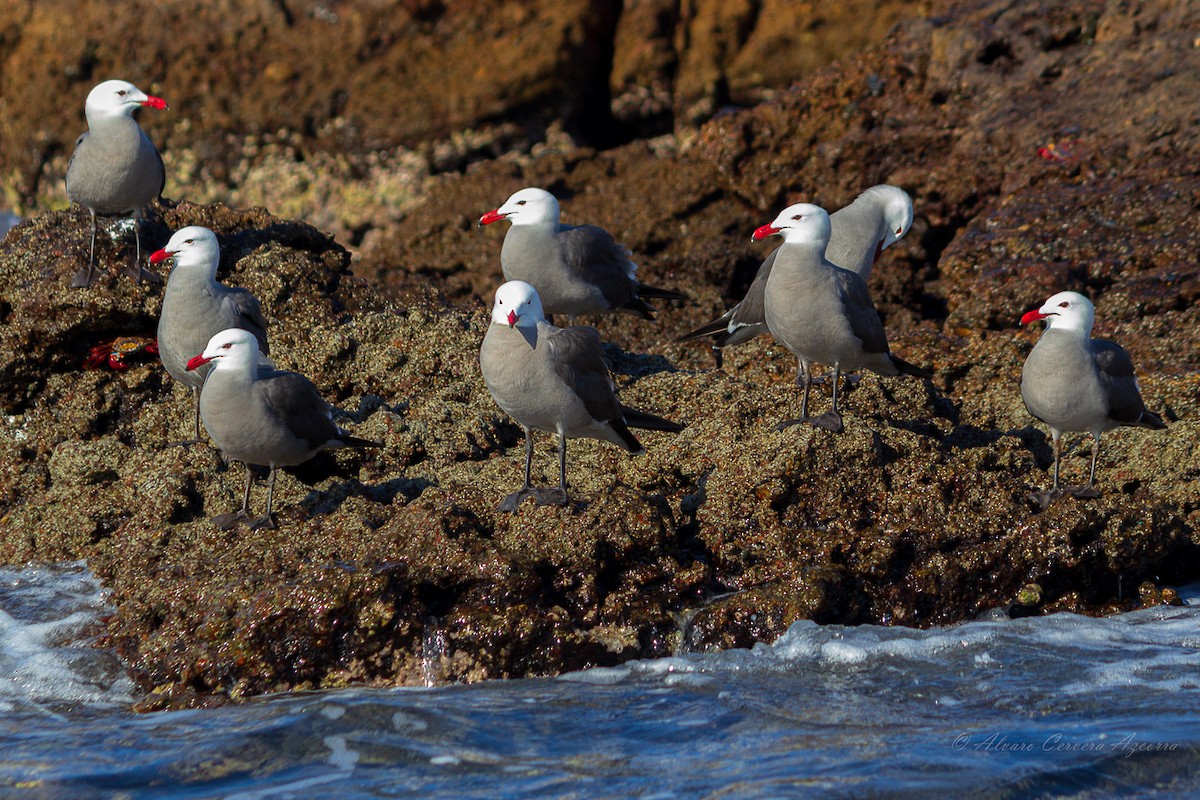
[186,328,379,530]
[757,202,929,433]
[65,79,168,288]
[1020,291,1165,507]
[480,280,682,512]
[152,227,270,444]
[479,187,685,324]
[681,185,913,355]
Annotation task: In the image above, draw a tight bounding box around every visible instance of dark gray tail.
[678,316,728,342]
[637,283,688,302]
[891,355,932,379]
[621,407,684,433]
[1138,409,1167,430]
[337,434,384,449]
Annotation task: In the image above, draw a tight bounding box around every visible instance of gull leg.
[122,212,162,284]
[71,209,99,288]
[811,363,845,432]
[499,427,542,512]
[775,358,812,430]
[213,464,255,529]
[1030,432,1065,510]
[1071,434,1102,498]
[534,435,570,507]
[250,467,279,529]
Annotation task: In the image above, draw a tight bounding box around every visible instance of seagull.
[153,227,270,444]
[680,185,913,356]
[186,328,379,530]
[757,202,929,432]
[479,187,685,324]
[1020,291,1166,507]
[479,280,682,512]
[65,79,168,288]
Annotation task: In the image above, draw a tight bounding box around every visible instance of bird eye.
[792,214,803,221]
[221,343,233,349]
[1059,301,1069,308]
[896,226,903,235]
[184,239,194,245]
[516,200,526,206]
[117,90,127,96]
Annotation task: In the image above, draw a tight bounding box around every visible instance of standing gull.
[152,226,270,444]
[65,79,168,288]
[681,185,913,353]
[479,187,685,324]
[758,202,928,433]
[186,328,379,530]
[480,280,682,512]
[1020,291,1165,506]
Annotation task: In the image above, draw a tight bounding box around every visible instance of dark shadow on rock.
[303,476,434,518]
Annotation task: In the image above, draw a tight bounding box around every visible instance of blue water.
[2,564,1199,798]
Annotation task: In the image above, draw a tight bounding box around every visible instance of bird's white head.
[491,280,545,328]
[149,226,220,273]
[84,79,168,122]
[752,203,832,246]
[867,185,914,250]
[186,328,261,373]
[1021,290,1095,335]
[479,187,560,227]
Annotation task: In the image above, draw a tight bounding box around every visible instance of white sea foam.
[0,562,132,711]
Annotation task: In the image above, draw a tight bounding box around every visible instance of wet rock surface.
[0,0,1198,708]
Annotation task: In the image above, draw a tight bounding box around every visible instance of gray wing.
[832,266,890,355]
[544,325,624,426]
[557,224,637,306]
[64,132,88,190]
[729,247,776,329]
[153,144,166,198]
[257,370,340,449]
[223,288,271,355]
[1092,339,1147,424]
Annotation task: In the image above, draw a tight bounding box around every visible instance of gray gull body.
[479,187,685,324]
[480,280,682,512]
[186,328,378,530]
[757,202,928,432]
[65,79,168,288]
[681,185,913,352]
[1020,290,1165,506]
[153,226,270,443]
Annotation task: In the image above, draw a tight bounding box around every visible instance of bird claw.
[810,412,844,433]
[1028,488,1064,510]
[249,514,278,531]
[121,262,163,285]
[211,511,250,530]
[498,487,570,513]
[534,487,569,507]
[1069,485,1100,499]
[774,417,809,431]
[71,266,97,289]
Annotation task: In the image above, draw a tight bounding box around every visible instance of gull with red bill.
[479,187,685,324]
[1019,290,1165,507]
[480,280,682,512]
[680,185,914,359]
[153,226,270,444]
[756,202,929,432]
[66,79,169,288]
[186,328,379,530]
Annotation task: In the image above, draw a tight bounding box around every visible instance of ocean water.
[2,563,1199,798]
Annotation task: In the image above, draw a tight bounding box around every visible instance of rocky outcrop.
[0,0,1197,708]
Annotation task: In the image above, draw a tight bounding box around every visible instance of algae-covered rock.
[0,0,1198,709]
